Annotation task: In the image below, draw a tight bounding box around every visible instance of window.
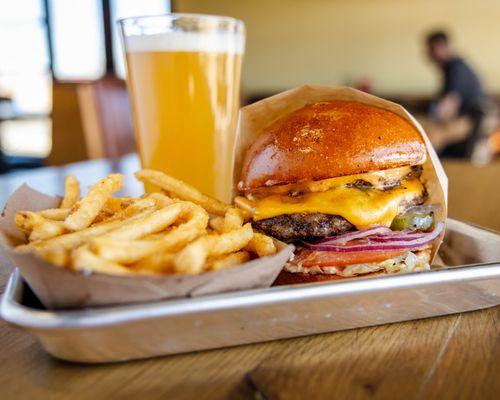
[0,0,51,158]
[0,0,170,162]
[49,0,106,80]
[0,0,50,114]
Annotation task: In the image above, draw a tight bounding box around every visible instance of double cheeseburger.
[235,100,443,283]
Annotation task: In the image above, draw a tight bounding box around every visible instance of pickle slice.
[391,211,434,232]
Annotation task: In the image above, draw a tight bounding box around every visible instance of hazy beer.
[121,15,244,201]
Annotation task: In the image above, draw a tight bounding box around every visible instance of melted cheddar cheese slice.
[252,179,424,228]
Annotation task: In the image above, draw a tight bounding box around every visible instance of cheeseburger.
[235,100,444,283]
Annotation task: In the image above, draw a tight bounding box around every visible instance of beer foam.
[126,31,245,54]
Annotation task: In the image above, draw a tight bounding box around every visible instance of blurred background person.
[424,30,497,160]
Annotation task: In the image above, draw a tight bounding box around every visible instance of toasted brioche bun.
[274,270,385,285]
[240,100,426,192]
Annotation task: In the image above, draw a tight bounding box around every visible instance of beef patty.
[253,191,427,241]
[253,213,353,242]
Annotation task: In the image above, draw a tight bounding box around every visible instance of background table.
[0,156,499,399]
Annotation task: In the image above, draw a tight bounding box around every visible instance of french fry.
[16,176,80,228]
[208,216,225,233]
[209,208,244,233]
[135,169,230,216]
[142,232,172,241]
[89,196,158,226]
[173,223,254,274]
[15,211,66,241]
[64,174,123,231]
[101,197,134,214]
[15,211,39,233]
[91,202,208,263]
[42,197,135,225]
[29,219,66,242]
[21,199,133,232]
[92,237,161,264]
[209,251,250,271]
[131,252,175,274]
[60,175,80,209]
[39,208,71,221]
[107,197,158,221]
[25,209,154,252]
[245,233,277,257]
[205,223,254,257]
[233,196,254,220]
[27,198,160,252]
[100,202,188,241]
[71,245,136,276]
[222,207,244,232]
[36,246,70,267]
[171,239,207,275]
[146,192,173,208]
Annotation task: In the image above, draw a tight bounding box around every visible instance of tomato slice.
[294,248,408,268]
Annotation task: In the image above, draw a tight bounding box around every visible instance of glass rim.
[118,12,244,28]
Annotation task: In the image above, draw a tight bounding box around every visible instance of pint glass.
[120,14,245,201]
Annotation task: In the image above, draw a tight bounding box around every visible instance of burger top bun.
[239,100,427,192]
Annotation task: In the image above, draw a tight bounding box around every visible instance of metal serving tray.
[1,219,500,363]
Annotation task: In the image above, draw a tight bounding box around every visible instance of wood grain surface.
[0,158,499,400]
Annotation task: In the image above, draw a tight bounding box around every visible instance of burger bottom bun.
[273,270,385,285]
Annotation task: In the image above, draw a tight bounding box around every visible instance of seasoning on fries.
[14,170,277,276]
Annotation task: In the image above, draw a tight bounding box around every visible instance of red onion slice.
[315,225,391,245]
[369,233,430,241]
[303,222,443,252]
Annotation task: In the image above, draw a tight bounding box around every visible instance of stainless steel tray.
[2,219,500,363]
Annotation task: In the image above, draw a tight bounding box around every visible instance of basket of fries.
[0,170,294,309]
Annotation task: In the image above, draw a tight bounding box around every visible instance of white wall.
[176,0,500,96]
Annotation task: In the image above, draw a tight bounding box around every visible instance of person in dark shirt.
[426,30,486,158]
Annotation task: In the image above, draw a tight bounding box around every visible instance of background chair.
[49,76,136,166]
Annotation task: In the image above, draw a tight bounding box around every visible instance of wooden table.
[0,156,499,399]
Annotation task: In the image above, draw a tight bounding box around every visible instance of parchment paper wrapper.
[233,85,448,261]
[0,185,294,309]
